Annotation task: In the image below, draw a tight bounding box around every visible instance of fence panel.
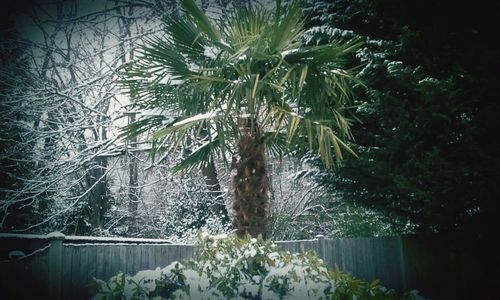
[0,233,480,299]
[0,244,50,299]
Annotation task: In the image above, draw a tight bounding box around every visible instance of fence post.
[315,235,326,262]
[48,232,65,300]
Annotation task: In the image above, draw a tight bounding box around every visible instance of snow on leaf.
[203,45,221,59]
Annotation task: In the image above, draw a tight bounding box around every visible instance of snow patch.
[203,45,221,60]
[281,48,299,58]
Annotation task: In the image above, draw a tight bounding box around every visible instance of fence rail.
[0,233,478,299]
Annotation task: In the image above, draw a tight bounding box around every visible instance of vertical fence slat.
[118,245,126,275]
[138,244,145,270]
[111,244,117,278]
[316,235,325,261]
[343,238,353,273]
[398,236,407,292]
[70,244,81,299]
[367,238,376,280]
[154,244,162,268]
[362,238,374,280]
[165,245,173,265]
[48,233,64,300]
[333,239,342,270]
[111,244,121,277]
[100,245,106,280]
[141,244,149,270]
[326,239,334,267]
[148,245,155,270]
[167,245,174,266]
[79,245,89,299]
[96,244,104,280]
[61,246,72,299]
[88,245,98,282]
[170,245,178,266]
[134,245,142,274]
[126,245,134,275]
[104,245,112,279]
[101,245,109,280]
[185,245,191,261]
[356,238,364,276]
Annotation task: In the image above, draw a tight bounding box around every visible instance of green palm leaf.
[268,0,304,53]
[181,0,223,44]
[120,115,175,140]
[121,0,363,171]
[162,15,206,60]
[172,137,221,173]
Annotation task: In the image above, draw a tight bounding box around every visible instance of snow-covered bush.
[93,234,416,299]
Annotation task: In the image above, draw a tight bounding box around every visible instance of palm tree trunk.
[231,118,269,238]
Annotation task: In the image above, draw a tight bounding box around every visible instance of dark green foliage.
[330,268,419,300]
[305,0,499,236]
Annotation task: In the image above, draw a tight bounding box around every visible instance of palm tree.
[121,0,362,238]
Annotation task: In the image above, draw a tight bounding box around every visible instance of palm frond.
[153,110,219,141]
[263,131,288,159]
[172,137,221,173]
[135,35,194,80]
[268,0,304,53]
[162,14,206,60]
[120,115,175,141]
[119,0,364,172]
[225,5,271,55]
[264,105,357,168]
[181,0,223,44]
[283,37,363,65]
[117,79,181,111]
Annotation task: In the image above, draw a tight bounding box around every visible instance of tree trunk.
[201,160,231,224]
[232,118,269,238]
[127,113,139,236]
[89,156,108,232]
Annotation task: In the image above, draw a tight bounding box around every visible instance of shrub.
[92,234,419,299]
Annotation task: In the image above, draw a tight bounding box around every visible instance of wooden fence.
[0,233,481,299]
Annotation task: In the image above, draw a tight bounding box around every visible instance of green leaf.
[181,0,223,43]
[268,0,304,53]
[162,15,206,60]
[283,38,363,65]
[119,0,362,173]
[120,115,174,141]
[172,137,220,173]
